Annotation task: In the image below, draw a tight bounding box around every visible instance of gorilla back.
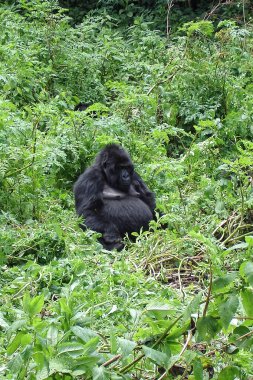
[74,144,156,250]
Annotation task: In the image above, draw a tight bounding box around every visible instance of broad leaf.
[117,338,136,357]
[218,295,239,329]
[241,262,253,286]
[23,292,44,318]
[47,324,58,347]
[58,342,85,356]
[218,365,245,380]
[93,366,111,380]
[182,292,202,322]
[193,358,203,380]
[196,317,220,342]
[212,273,237,292]
[142,346,169,367]
[71,326,98,343]
[241,289,253,317]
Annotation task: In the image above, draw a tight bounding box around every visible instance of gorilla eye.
[124,166,133,175]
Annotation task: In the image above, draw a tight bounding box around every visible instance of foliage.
[0,1,253,379]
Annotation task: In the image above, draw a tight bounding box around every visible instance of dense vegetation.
[0,0,253,379]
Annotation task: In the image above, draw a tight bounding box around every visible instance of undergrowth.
[0,1,253,379]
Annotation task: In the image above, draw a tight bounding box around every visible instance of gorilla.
[74,102,98,118]
[74,144,156,250]
[74,102,91,111]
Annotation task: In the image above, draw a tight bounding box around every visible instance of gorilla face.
[103,159,134,192]
[99,145,134,192]
[119,165,133,187]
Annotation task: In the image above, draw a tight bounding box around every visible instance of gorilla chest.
[102,197,153,235]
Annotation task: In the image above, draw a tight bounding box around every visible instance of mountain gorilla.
[74,144,156,250]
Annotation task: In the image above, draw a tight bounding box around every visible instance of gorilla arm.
[102,184,140,200]
[132,172,156,212]
[74,167,104,215]
[131,173,167,227]
[74,167,121,241]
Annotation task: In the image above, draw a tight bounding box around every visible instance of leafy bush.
[0,1,253,379]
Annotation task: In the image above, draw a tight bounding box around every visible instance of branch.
[204,0,234,20]
[102,354,122,367]
[157,329,193,380]
[119,313,183,374]
[203,263,212,317]
[166,0,174,38]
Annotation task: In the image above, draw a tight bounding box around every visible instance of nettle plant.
[0,1,253,378]
[1,249,253,379]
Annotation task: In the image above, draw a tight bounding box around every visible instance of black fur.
[74,102,91,111]
[74,144,156,250]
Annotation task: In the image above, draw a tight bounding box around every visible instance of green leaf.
[117,338,136,357]
[35,366,50,380]
[58,342,84,356]
[47,324,58,347]
[59,298,71,315]
[241,262,253,286]
[7,332,23,355]
[6,320,27,340]
[7,353,23,374]
[212,273,237,292]
[142,346,169,367]
[215,200,225,214]
[193,358,203,380]
[241,289,253,317]
[226,242,248,251]
[230,326,253,350]
[196,317,220,342]
[72,355,100,375]
[82,337,100,354]
[33,351,48,372]
[23,292,44,318]
[110,330,117,354]
[226,344,239,354]
[218,295,239,329]
[0,313,9,329]
[20,333,32,347]
[93,367,111,380]
[218,366,246,380]
[23,292,31,315]
[245,236,253,247]
[49,355,74,375]
[29,294,44,317]
[146,302,173,319]
[182,292,202,322]
[181,20,214,37]
[146,302,171,312]
[71,326,98,343]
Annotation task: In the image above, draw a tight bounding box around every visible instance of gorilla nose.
[121,169,130,181]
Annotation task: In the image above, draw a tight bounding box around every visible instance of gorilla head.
[96,145,134,192]
[74,144,156,250]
